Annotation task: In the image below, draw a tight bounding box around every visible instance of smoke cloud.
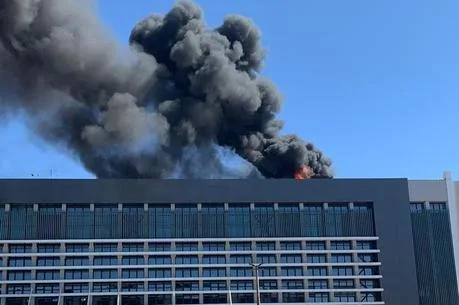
[0,0,333,179]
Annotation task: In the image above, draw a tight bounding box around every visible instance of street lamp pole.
[250,263,262,305]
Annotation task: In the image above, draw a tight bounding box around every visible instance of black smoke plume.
[0,0,333,179]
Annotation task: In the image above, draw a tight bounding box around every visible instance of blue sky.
[1,0,458,179]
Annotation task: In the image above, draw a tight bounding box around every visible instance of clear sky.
[1,0,458,180]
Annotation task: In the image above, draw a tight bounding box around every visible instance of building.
[0,173,457,305]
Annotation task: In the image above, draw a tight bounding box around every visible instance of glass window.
[259,267,276,277]
[123,243,144,252]
[148,281,172,291]
[37,244,60,253]
[307,267,327,276]
[303,205,324,237]
[66,205,92,239]
[149,243,171,252]
[64,270,89,280]
[121,256,145,265]
[175,242,198,251]
[430,202,447,211]
[203,294,227,304]
[36,270,59,280]
[280,241,301,251]
[148,256,171,265]
[37,257,60,267]
[175,268,199,278]
[93,269,118,279]
[122,282,144,292]
[282,280,304,289]
[122,269,144,279]
[148,268,172,278]
[65,257,89,266]
[231,280,253,290]
[202,255,226,264]
[281,267,303,277]
[175,281,199,291]
[202,268,226,277]
[306,241,326,251]
[309,293,329,302]
[229,242,251,251]
[359,267,379,276]
[410,202,424,212]
[361,292,382,302]
[282,292,304,303]
[358,253,378,263]
[148,205,172,238]
[335,292,356,302]
[360,279,380,288]
[308,280,328,289]
[256,242,276,251]
[174,205,199,238]
[357,241,376,250]
[66,243,89,252]
[230,255,252,264]
[64,283,89,293]
[35,284,59,294]
[175,255,199,264]
[331,254,353,263]
[201,205,226,238]
[9,205,35,240]
[332,267,354,276]
[94,243,118,252]
[203,281,226,291]
[280,254,302,264]
[330,241,352,250]
[260,280,277,290]
[7,271,31,280]
[333,279,355,289]
[122,205,145,239]
[9,244,32,253]
[94,205,118,239]
[93,256,118,266]
[8,258,32,267]
[307,254,326,264]
[176,294,199,305]
[230,267,253,277]
[7,284,31,295]
[92,282,117,292]
[256,254,276,264]
[202,242,225,251]
[227,205,251,237]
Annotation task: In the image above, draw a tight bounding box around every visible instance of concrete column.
[444,171,459,294]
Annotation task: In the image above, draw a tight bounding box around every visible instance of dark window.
[359,266,379,276]
[148,205,172,238]
[65,257,89,266]
[94,243,118,252]
[121,256,145,265]
[63,283,89,293]
[202,242,225,251]
[94,256,118,265]
[122,269,144,279]
[257,254,276,264]
[309,293,329,302]
[66,243,89,252]
[333,279,355,289]
[7,284,31,294]
[94,205,118,239]
[203,281,226,291]
[308,280,328,289]
[202,268,226,277]
[93,269,118,279]
[260,280,277,290]
[330,241,352,250]
[282,280,304,289]
[230,255,252,264]
[335,292,356,302]
[201,205,226,238]
[307,254,326,264]
[37,257,60,267]
[66,205,92,239]
[203,294,227,304]
[259,267,276,277]
[230,267,253,277]
[175,281,199,291]
[229,242,251,251]
[280,241,301,251]
[202,255,226,264]
[7,271,31,280]
[122,282,144,292]
[148,268,172,278]
[358,253,378,263]
[37,244,60,253]
[35,284,59,294]
[10,205,35,240]
[175,242,198,251]
[149,243,171,252]
[92,282,117,292]
[9,244,32,253]
[8,258,32,267]
[231,280,253,290]
[282,292,305,303]
[174,206,199,238]
[256,241,276,251]
[148,256,172,265]
[281,267,303,277]
[356,241,377,250]
[306,241,326,250]
[175,268,199,278]
[361,292,382,302]
[123,243,144,252]
[176,294,199,304]
[280,254,302,264]
[36,270,59,280]
[307,267,327,276]
[175,255,199,264]
[148,281,172,291]
[64,270,89,280]
[331,254,353,263]
[227,205,251,238]
[122,205,145,239]
[332,267,354,276]
[360,279,380,288]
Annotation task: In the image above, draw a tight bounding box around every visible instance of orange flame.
[294,165,313,180]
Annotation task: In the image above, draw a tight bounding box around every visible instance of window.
[175,243,198,251]
[307,267,327,276]
[175,268,199,278]
[122,269,144,279]
[176,294,199,305]
[256,242,276,251]
[360,279,380,288]
[8,258,32,267]
[149,256,172,265]
[335,292,356,302]
[309,293,329,302]
[430,202,447,211]
[257,254,276,264]
[229,242,251,251]
[94,243,118,252]
[9,244,32,253]
[94,205,118,238]
[281,267,303,277]
[230,268,252,277]
[259,267,276,277]
[410,202,424,212]
[357,241,376,250]
[332,267,354,276]
[203,294,227,304]
[37,244,60,253]
[123,243,144,252]
[175,255,199,264]
[230,255,252,264]
[7,284,31,295]
[93,269,118,279]
[66,205,92,239]
[201,205,226,238]
[358,253,378,263]
[148,281,172,291]
[92,282,117,292]
[361,292,382,302]
[202,242,225,251]
[37,257,60,267]
[280,254,302,264]
[331,254,353,263]
[202,268,226,277]
[203,281,226,291]
[122,282,144,292]
[65,257,89,266]
[330,241,352,250]
[260,280,277,290]
[227,205,251,237]
[94,256,118,266]
[122,256,145,265]
[231,280,253,290]
[333,279,355,289]
[66,243,89,253]
[149,243,171,252]
[280,242,301,251]
[64,270,89,280]
[202,255,226,264]
[308,280,328,289]
[359,267,379,276]
[306,241,326,251]
[35,284,59,294]
[282,280,304,289]
[148,268,171,278]
[175,281,199,291]
[64,283,89,293]
[36,271,59,280]
[307,254,326,264]
[282,292,304,303]
[7,271,31,281]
